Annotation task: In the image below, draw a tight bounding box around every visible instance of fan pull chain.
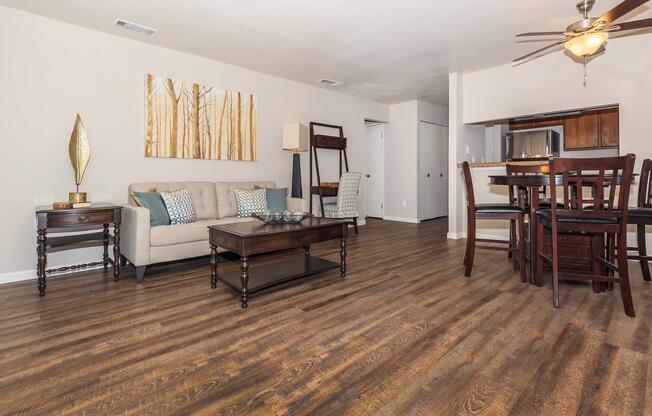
[583,56,588,87]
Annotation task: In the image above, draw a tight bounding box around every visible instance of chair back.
[546,154,636,225]
[336,172,361,217]
[461,161,476,211]
[637,159,652,208]
[506,163,546,207]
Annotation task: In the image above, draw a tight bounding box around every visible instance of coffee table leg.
[240,256,249,308]
[340,236,347,278]
[210,244,218,289]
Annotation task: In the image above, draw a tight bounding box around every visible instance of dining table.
[488,172,630,289]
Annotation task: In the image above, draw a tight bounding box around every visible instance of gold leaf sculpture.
[68,114,90,203]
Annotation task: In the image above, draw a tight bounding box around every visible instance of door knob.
[427,173,431,178]
[440,173,443,177]
[365,174,371,178]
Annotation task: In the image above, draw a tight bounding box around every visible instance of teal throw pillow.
[133,191,170,226]
[256,186,288,213]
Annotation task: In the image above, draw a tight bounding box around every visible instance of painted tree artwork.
[144,74,257,161]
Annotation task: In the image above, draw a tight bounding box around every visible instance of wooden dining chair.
[627,158,652,281]
[506,164,567,266]
[506,163,547,266]
[535,154,637,316]
[461,161,526,281]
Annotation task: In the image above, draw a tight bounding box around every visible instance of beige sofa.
[122,181,309,282]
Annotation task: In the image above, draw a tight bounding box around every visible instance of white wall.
[418,101,448,126]
[0,6,390,281]
[449,33,652,238]
[385,101,419,221]
[448,73,486,238]
[384,100,448,222]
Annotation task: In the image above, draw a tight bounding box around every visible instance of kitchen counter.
[461,160,548,168]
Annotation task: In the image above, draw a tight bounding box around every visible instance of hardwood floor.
[1,218,651,415]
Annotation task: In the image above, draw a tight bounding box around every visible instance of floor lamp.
[283,123,309,198]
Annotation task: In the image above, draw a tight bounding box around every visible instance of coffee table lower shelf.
[216,255,340,306]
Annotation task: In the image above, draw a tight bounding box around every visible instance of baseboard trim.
[382,216,420,224]
[0,263,107,285]
[0,269,36,285]
[447,232,463,240]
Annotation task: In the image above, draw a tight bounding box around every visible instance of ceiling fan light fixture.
[564,32,609,57]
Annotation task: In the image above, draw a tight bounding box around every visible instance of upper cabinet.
[509,107,619,151]
[598,107,619,148]
[563,111,599,150]
[509,116,564,131]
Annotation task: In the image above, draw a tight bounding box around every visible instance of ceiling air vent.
[318,79,342,87]
[115,19,156,35]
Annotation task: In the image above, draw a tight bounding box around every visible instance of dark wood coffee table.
[208,218,349,308]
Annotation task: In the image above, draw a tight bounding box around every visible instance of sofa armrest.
[287,197,309,212]
[121,206,151,267]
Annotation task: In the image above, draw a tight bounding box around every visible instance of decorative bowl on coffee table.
[251,211,311,225]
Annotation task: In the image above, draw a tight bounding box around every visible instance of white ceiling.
[1,0,650,105]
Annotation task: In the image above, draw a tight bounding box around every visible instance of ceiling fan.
[514,0,652,65]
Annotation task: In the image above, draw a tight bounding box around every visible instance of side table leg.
[210,244,218,289]
[113,222,121,281]
[240,256,249,308]
[37,229,47,296]
[102,223,109,271]
[340,235,347,278]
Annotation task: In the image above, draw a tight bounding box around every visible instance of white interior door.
[436,125,449,217]
[419,122,448,220]
[366,124,384,218]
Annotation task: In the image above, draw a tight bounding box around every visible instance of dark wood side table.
[35,204,122,296]
[209,218,349,308]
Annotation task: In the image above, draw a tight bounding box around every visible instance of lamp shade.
[564,32,608,57]
[283,123,309,152]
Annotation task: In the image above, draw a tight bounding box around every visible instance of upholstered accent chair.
[323,172,362,233]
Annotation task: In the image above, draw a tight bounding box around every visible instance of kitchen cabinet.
[563,108,619,150]
[563,111,600,150]
[509,116,563,131]
[599,107,619,148]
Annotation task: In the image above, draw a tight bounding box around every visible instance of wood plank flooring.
[0,218,651,415]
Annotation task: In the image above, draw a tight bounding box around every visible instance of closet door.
[436,125,449,217]
[419,122,439,220]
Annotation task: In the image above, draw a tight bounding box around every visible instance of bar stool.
[461,161,526,281]
[506,163,565,269]
[535,154,636,316]
[627,158,652,281]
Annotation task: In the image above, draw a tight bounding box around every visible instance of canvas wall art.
[144,74,257,161]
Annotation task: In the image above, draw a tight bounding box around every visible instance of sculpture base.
[68,192,87,203]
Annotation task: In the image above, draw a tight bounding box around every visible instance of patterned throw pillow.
[234,188,268,217]
[160,188,197,225]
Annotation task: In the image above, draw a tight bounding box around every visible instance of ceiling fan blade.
[608,17,652,31]
[516,31,565,37]
[598,0,649,25]
[513,39,567,62]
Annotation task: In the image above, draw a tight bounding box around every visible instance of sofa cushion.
[256,186,288,213]
[215,181,275,218]
[150,217,254,247]
[234,188,268,217]
[129,182,218,220]
[132,191,170,226]
[160,188,197,225]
